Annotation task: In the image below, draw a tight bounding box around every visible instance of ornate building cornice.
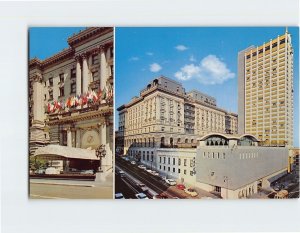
[67,27,113,48]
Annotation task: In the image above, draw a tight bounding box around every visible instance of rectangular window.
[59,87,64,97]
[178,168,181,173]
[178,158,181,166]
[159,156,161,163]
[163,166,165,171]
[49,77,53,86]
[190,171,193,176]
[168,157,170,164]
[168,167,170,172]
[70,83,76,94]
[71,68,76,79]
[59,73,64,83]
[92,71,99,81]
[184,159,187,166]
[92,54,99,65]
[49,90,53,100]
[173,168,175,173]
[159,165,161,170]
[163,157,166,164]
[173,158,175,165]
[184,170,186,175]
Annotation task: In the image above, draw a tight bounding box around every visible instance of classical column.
[75,55,82,95]
[76,129,81,148]
[32,74,44,122]
[82,53,89,94]
[67,129,72,147]
[100,46,107,90]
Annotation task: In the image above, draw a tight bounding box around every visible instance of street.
[115,156,217,199]
[30,173,113,199]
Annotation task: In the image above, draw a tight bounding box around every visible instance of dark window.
[178,169,181,173]
[49,90,53,100]
[59,73,64,83]
[272,42,277,48]
[71,83,76,94]
[59,87,64,97]
[92,71,99,81]
[173,158,175,165]
[110,47,113,58]
[173,168,175,173]
[49,78,53,86]
[71,68,76,78]
[92,54,99,65]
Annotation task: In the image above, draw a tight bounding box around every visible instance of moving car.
[118,170,126,177]
[115,193,125,199]
[176,184,186,190]
[137,183,148,192]
[130,161,136,165]
[184,188,198,197]
[164,179,177,186]
[135,193,149,199]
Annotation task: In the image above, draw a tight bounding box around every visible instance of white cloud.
[175,45,188,51]
[149,63,162,72]
[146,52,154,56]
[174,55,235,85]
[129,56,139,61]
[189,55,196,62]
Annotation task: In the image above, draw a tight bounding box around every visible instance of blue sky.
[29,27,85,59]
[115,27,299,146]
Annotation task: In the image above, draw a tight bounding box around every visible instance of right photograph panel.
[114,27,299,200]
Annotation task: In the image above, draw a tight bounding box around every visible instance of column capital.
[81,52,88,60]
[32,74,43,83]
[75,55,81,62]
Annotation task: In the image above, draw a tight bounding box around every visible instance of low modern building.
[195,133,289,199]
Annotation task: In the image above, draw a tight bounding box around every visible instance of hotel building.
[238,30,294,146]
[117,76,238,155]
[29,27,114,171]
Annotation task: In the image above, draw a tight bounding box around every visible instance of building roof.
[33,145,98,160]
[198,133,260,142]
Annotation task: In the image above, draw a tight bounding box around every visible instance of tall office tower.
[238,29,294,146]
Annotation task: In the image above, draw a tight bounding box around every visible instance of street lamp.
[96,144,106,172]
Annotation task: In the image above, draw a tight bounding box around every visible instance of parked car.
[115,193,125,199]
[135,193,149,199]
[153,193,169,199]
[176,184,186,190]
[81,170,94,174]
[184,188,198,197]
[138,165,147,170]
[35,169,46,174]
[164,179,177,186]
[137,183,148,192]
[146,169,153,173]
[131,161,136,165]
[152,171,160,176]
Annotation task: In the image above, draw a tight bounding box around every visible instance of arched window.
[185,138,188,143]
[170,138,173,147]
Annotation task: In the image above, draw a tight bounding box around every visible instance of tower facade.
[238,30,294,146]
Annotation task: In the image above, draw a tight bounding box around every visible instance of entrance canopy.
[33,145,98,160]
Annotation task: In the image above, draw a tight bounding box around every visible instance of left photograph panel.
[28,27,114,199]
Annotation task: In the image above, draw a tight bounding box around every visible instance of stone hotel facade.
[29,27,114,170]
[117,76,238,156]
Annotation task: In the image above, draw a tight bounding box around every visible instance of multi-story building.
[117,76,238,155]
[238,29,294,146]
[29,27,114,171]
